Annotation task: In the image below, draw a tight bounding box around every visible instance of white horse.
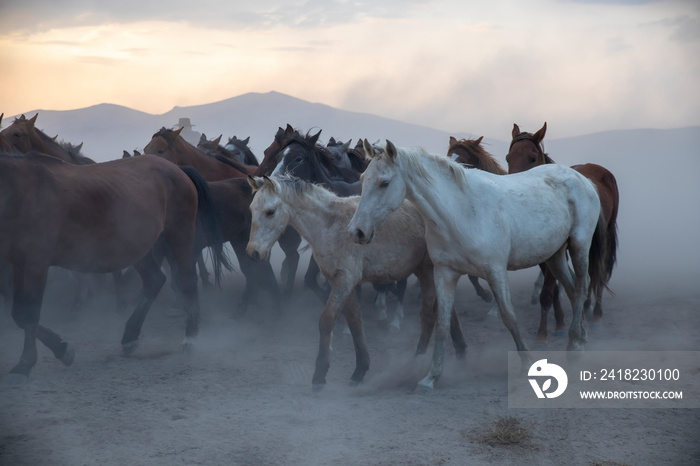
[348,140,607,390]
[246,176,467,389]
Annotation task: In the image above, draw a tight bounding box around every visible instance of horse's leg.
[544,246,587,351]
[312,280,352,390]
[414,260,437,355]
[552,283,567,336]
[343,291,370,385]
[468,275,492,303]
[304,256,330,303]
[121,252,166,355]
[531,270,545,305]
[6,263,51,384]
[196,251,212,290]
[231,239,281,317]
[485,268,530,367]
[535,264,558,346]
[388,278,408,332]
[417,266,460,391]
[277,226,301,297]
[372,283,389,322]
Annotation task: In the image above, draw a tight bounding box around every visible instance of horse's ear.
[243,136,250,145]
[122,150,131,158]
[362,138,375,159]
[385,140,398,162]
[449,136,457,146]
[533,122,547,143]
[213,135,222,145]
[199,134,207,143]
[262,175,277,192]
[285,124,294,136]
[0,113,3,127]
[247,175,264,192]
[75,142,83,152]
[328,137,336,145]
[309,130,322,145]
[134,150,142,156]
[173,127,184,136]
[512,124,521,139]
[341,140,351,152]
[475,136,483,145]
[28,114,38,126]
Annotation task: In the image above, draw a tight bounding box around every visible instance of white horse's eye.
[265,209,275,217]
[379,180,390,188]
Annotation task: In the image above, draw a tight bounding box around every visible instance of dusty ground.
[1,253,699,466]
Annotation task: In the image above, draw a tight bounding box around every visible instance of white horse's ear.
[262,175,277,192]
[512,123,521,139]
[363,138,375,159]
[385,140,398,162]
[533,122,547,143]
[247,175,264,192]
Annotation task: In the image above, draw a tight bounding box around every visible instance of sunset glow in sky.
[1,0,698,138]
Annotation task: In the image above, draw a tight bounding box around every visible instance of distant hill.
[4,92,699,291]
[4,91,505,163]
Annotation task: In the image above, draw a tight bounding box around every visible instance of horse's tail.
[180,166,233,287]
[602,171,619,284]
[588,210,610,299]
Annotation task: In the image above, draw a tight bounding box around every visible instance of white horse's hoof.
[181,337,195,352]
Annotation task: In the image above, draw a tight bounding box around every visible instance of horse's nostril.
[251,250,260,261]
[355,229,365,241]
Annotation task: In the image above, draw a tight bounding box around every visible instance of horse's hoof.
[181,337,195,353]
[533,342,548,351]
[414,383,434,395]
[60,344,75,366]
[121,340,139,356]
[554,329,567,338]
[5,373,29,386]
[312,383,326,393]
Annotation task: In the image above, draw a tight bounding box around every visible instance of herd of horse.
[0,112,619,391]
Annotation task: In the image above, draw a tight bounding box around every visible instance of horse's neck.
[401,160,473,233]
[283,187,349,246]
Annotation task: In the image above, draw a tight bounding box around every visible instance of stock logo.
[528,359,568,399]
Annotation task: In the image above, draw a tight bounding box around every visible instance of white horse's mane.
[387,143,470,192]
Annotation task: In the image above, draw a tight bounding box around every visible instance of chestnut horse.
[0,153,225,384]
[1,114,95,164]
[506,123,619,344]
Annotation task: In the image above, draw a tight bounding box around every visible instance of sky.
[0,0,698,139]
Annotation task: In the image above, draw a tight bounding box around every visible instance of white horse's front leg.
[417,266,460,391]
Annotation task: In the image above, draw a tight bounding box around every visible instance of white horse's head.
[246,176,291,261]
[348,139,407,244]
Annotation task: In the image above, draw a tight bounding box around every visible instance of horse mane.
[282,132,360,183]
[448,138,506,175]
[390,144,470,192]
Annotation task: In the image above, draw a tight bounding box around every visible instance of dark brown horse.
[144,127,252,180]
[1,114,95,164]
[0,153,225,384]
[506,123,619,343]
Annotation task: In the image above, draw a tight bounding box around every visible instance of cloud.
[0,0,430,35]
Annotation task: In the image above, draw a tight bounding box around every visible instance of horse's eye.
[265,209,275,217]
[380,180,390,188]
[530,157,537,164]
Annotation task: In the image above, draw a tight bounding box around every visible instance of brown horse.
[1,114,95,164]
[0,152,225,384]
[0,114,17,152]
[506,123,619,344]
[144,127,252,180]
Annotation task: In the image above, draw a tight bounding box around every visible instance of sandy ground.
[1,253,699,466]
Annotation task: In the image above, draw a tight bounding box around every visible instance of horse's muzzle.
[353,228,374,245]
